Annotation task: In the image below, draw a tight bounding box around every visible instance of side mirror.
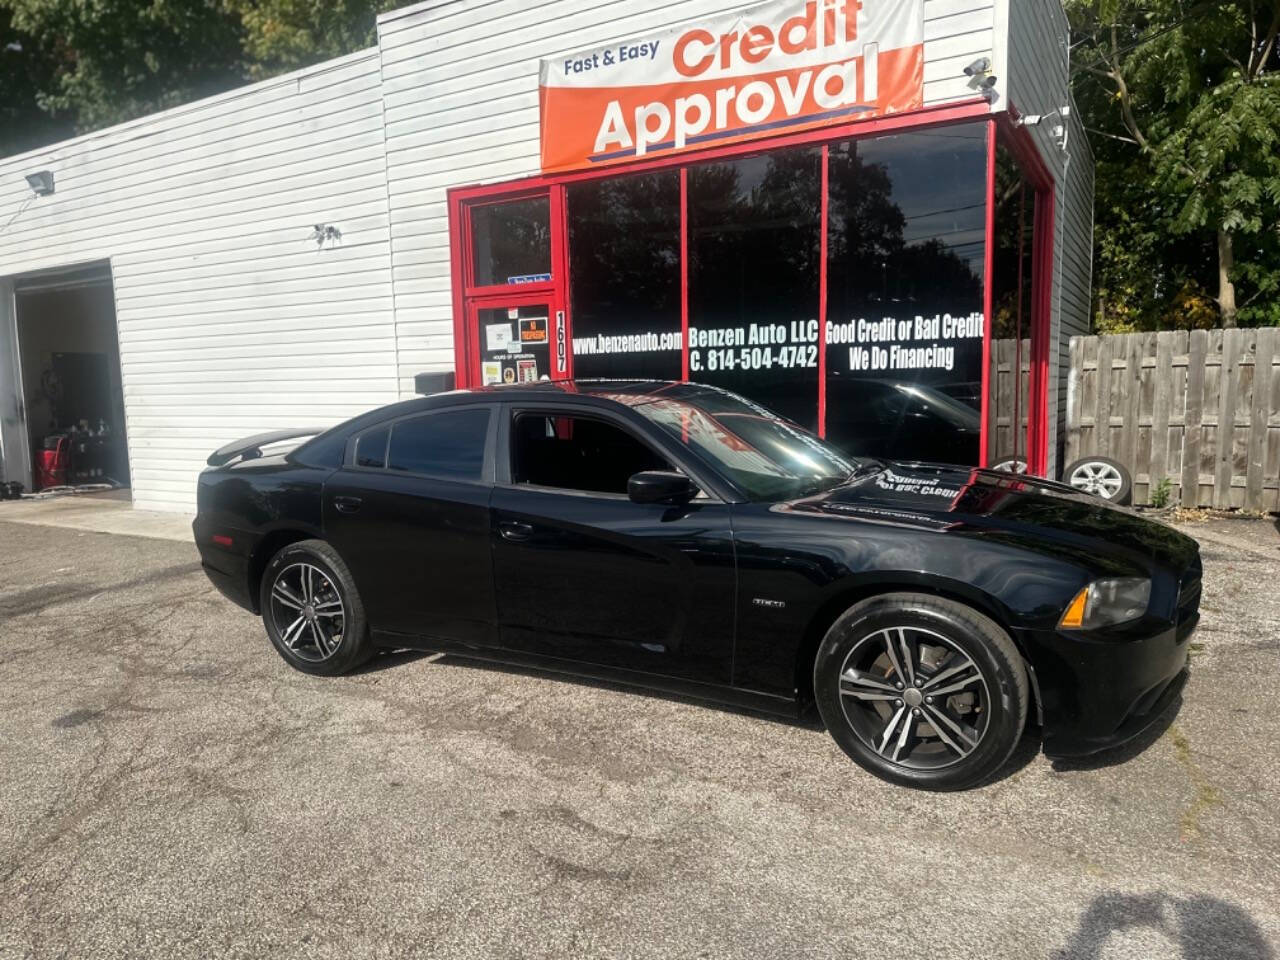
[628,470,698,505]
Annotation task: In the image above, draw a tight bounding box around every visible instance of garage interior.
[7,263,130,496]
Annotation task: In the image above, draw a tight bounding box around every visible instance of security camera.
[980,75,999,90]
[963,57,991,77]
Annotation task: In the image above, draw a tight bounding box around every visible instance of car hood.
[789,462,1199,575]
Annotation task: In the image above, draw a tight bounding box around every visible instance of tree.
[232,0,398,80]
[0,0,393,155]
[1069,0,1280,328]
[1,0,248,134]
[0,7,72,157]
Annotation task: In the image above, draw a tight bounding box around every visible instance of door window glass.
[567,171,682,380]
[355,426,388,469]
[511,413,670,495]
[470,196,552,286]
[476,303,551,385]
[387,409,491,480]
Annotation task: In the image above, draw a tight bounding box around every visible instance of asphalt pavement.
[0,515,1277,959]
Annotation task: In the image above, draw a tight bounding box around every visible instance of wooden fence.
[1067,328,1280,511]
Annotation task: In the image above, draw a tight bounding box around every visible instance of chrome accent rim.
[993,459,1028,474]
[1069,461,1124,499]
[269,562,345,662]
[838,626,991,770]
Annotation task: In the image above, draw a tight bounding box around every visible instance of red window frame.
[447,97,1054,475]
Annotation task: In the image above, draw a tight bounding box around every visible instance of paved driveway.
[1,516,1277,959]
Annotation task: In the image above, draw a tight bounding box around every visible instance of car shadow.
[1048,693,1183,773]
[1052,891,1274,959]
[363,647,1043,787]
[349,647,438,675]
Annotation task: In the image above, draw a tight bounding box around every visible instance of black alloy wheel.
[260,539,373,675]
[814,593,1028,790]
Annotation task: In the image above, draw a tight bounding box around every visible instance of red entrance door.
[464,295,569,387]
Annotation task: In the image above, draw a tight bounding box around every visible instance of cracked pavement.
[0,516,1278,959]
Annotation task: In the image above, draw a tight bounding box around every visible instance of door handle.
[333,496,362,514]
[498,520,534,542]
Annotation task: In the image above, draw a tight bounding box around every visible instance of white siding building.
[0,0,1090,513]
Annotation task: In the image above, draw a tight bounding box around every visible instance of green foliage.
[1,6,72,156]
[1,0,248,135]
[1068,0,1280,330]
[232,0,400,79]
[0,0,396,156]
[1150,475,1173,509]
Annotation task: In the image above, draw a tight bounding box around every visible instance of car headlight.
[1059,578,1151,629]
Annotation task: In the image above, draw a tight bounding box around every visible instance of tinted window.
[688,148,822,430]
[355,427,388,468]
[294,429,347,468]
[512,414,669,495]
[825,128,987,465]
[387,409,491,479]
[470,196,551,286]
[568,171,682,381]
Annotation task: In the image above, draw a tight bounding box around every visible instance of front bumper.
[1030,614,1197,759]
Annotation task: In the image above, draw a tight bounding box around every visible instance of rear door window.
[354,427,388,469]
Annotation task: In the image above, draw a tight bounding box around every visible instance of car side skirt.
[371,629,803,720]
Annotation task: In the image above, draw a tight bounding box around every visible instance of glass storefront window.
[688,148,822,431]
[458,120,1009,467]
[567,171,682,381]
[470,196,552,286]
[825,128,987,465]
[989,144,1036,466]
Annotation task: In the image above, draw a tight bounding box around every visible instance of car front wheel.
[814,593,1028,790]
[260,539,373,676]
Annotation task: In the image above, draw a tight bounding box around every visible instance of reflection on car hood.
[788,462,1199,574]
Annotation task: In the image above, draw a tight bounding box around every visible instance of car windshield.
[614,386,869,501]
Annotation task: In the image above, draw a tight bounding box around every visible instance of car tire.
[1063,456,1133,504]
[813,592,1028,791]
[260,539,373,676]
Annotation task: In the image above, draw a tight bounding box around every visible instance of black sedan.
[194,381,1200,790]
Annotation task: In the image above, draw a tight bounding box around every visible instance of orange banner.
[539,0,925,174]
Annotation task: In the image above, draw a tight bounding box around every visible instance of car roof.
[423,379,732,407]
[315,380,736,443]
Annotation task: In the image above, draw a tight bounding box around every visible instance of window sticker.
[486,323,515,352]
[518,359,539,382]
[482,361,502,385]
[520,317,549,343]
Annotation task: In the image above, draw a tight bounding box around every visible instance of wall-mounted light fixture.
[25,171,55,196]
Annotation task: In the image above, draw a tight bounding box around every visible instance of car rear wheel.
[260,539,373,676]
[814,593,1028,790]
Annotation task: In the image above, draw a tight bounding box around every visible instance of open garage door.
[0,262,131,497]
